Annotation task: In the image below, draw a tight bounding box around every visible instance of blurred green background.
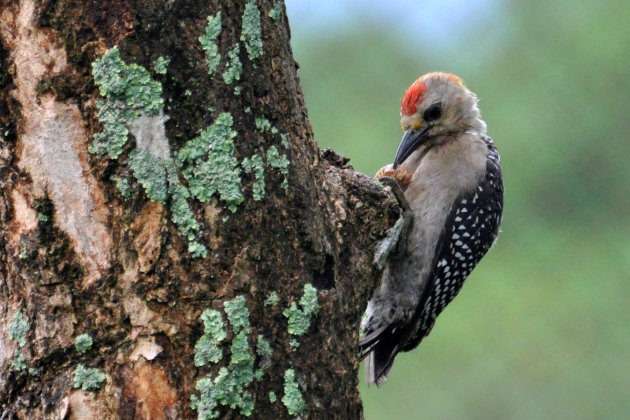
[286,1,630,419]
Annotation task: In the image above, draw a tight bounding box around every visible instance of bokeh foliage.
[290,0,630,418]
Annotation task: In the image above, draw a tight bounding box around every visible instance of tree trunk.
[0,1,399,418]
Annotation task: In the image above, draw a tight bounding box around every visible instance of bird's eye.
[424,103,442,122]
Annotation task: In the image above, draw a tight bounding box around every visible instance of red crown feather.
[400,73,463,116]
[400,79,427,116]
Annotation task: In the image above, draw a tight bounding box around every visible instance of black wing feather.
[402,135,503,351]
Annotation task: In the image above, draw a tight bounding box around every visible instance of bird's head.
[394,72,486,168]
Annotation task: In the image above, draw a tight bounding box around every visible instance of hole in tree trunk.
[313,254,335,290]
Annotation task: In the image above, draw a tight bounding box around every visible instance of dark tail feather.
[359,325,388,359]
[359,325,401,386]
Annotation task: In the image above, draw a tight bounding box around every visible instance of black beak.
[393,126,431,168]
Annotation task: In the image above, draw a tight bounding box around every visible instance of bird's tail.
[359,325,400,386]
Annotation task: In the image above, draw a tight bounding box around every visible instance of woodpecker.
[360,72,503,385]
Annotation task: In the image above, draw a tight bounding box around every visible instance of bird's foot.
[378,176,413,259]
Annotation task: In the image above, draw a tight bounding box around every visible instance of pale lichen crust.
[268,391,277,403]
[241,0,263,61]
[199,12,222,75]
[268,1,282,23]
[241,155,265,201]
[263,291,279,306]
[191,296,255,419]
[90,46,163,159]
[178,113,244,213]
[153,56,171,75]
[194,309,226,367]
[256,335,272,357]
[75,334,93,354]
[223,44,242,84]
[283,284,319,337]
[190,286,319,417]
[9,310,30,371]
[282,368,304,416]
[255,116,278,134]
[266,146,290,189]
[91,47,206,256]
[9,310,29,347]
[73,364,106,391]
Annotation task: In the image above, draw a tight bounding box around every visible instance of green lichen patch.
[199,12,222,75]
[299,284,320,316]
[266,146,290,189]
[256,335,272,357]
[18,240,28,260]
[223,44,242,84]
[166,165,205,257]
[73,364,106,391]
[254,117,278,135]
[178,113,244,213]
[194,309,226,367]
[191,296,256,419]
[282,368,304,416]
[194,335,223,367]
[9,310,29,347]
[241,0,263,61]
[268,391,277,403]
[90,47,163,158]
[188,240,206,258]
[192,365,254,419]
[254,117,271,133]
[153,56,170,75]
[201,309,227,337]
[241,154,265,201]
[129,151,169,203]
[75,334,93,354]
[91,47,205,257]
[283,284,320,338]
[263,291,278,307]
[289,338,300,350]
[268,1,282,23]
[223,295,249,332]
[230,329,251,364]
[88,99,129,159]
[110,175,131,198]
[9,311,30,370]
[190,377,218,419]
[12,349,26,371]
[280,133,289,148]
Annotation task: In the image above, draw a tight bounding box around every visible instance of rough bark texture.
[0,1,400,419]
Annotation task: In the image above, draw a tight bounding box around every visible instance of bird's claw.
[379,176,411,213]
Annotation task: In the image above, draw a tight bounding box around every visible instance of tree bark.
[0,1,400,419]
